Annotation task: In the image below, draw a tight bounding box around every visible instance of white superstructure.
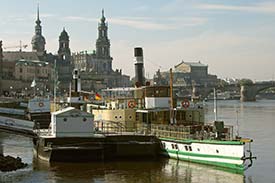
[50,107,94,137]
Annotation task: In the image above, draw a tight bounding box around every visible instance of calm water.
[0,100,275,183]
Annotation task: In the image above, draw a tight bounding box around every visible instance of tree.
[238,78,253,85]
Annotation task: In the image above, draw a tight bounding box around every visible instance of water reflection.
[29,158,245,183]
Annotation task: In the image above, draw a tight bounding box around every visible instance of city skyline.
[0,0,274,81]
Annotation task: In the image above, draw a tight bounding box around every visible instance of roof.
[175,61,207,68]
[3,51,40,62]
[52,107,75,115]
[59,28,69,41]
[16,59,49,67]
[52,107,92,117]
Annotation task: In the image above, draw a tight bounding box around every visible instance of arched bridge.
[240,81,275,101]
[175,81,275,102]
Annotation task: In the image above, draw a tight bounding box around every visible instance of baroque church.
[72,10,130,91]
[30,6,72,92]
[1,7,129,94]
[1,5,72,94]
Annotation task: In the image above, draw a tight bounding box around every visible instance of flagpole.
[34,81,36,97]
[53,59,56,112]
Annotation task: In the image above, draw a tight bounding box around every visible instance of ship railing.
[135,123,234,140]
[135,124,192,139]
[94,120,126,135]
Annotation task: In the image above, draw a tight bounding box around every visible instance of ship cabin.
[92,86,204,131]
[49,107,94,137]
[134,86,204,126]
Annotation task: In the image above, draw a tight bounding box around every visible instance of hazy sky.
[0,0,275,81]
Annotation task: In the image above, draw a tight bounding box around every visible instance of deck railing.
[34,119,234,140]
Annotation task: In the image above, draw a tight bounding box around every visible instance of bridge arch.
[241,82,275,101]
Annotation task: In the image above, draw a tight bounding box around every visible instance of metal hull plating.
[160,138,247,172]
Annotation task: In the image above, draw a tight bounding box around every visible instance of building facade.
[14,59,52,82]
[154,61,218,87]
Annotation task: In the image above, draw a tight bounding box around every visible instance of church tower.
[58,28,71,62]
[31,5,46,54]
[95,9,112,73]
[96,9,110,58]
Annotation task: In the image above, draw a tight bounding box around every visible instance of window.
[197,148,200,152]
[19,68,23,73]
[175,144,178,149]
[63,118,67,122]
[189,146,192,151]
[83,118,87,122]
[185,146,188,151]
[216,150,219,153]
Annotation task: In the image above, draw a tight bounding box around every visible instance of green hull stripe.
[160,137,244,145]
[161,151,245,172]
[165,149,241,160]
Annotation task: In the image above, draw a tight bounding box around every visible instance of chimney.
[72,69,81,92]
[134,47,144,87]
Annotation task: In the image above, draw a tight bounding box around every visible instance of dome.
[31,34,46,44]
[59,28,69,41]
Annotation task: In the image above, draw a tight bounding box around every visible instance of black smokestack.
[134,47,144,87]
[73,69,81,92]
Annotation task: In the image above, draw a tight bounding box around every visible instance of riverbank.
[0,154,27,172]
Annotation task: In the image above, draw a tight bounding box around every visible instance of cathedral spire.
[101,8,105,23]
[36,4,41,25]
[32,4,46,53]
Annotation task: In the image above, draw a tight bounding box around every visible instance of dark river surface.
[0,100,274,183]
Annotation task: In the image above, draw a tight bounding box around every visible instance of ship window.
[119,116,122,119]
[172,144,174,149]
[175,144,178,149]
[189,146,192,151]
[63,118,67,122]
[197,148,200,152]
[185,145,188,151]
[216,150,219,153]
[83,118,87,122]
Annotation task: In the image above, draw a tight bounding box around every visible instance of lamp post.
[10,86,13,97]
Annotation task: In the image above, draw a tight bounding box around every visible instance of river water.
[0,100,274,183]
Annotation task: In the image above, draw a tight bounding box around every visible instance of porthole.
[63,118,67,122]
[197,148,200,152]
[216,150,219,153]
[129,115,132,119]
[185,145,188,151]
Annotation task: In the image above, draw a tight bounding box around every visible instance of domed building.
[31,5,46,56]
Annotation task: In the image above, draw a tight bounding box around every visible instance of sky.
[0,0,275,81]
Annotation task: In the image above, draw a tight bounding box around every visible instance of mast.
[169,68,174,124]
[214,88,217,121]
